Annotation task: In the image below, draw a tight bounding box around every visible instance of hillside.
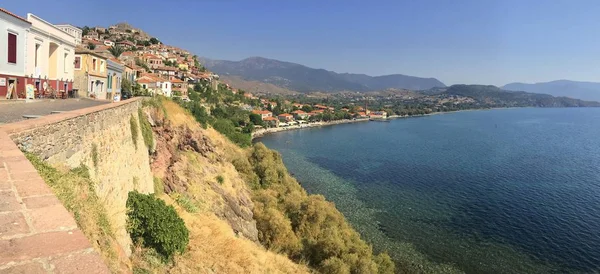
[200,56,445,93]
[219,75,296,95]
[441,85,600,107]
[502,80,600,102]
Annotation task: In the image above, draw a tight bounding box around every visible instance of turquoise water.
[257,108,600,273]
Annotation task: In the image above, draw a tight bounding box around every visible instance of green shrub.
[126,191,189,261]
[130,115,139,149]
[173,193,199,213]
[142,97,167,118]
[138,108,154,152]
[216,175,224,185]
[212,118,251,147]
[246,143,396,273]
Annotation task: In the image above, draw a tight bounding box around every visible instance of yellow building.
[73,48,108,99]
[178,63,189,71]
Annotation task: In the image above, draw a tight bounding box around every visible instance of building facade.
[73,48,107,99]
[0,8,30,99]
[54,24,82,45]
[107,58,124,101]
[25,13,76,97]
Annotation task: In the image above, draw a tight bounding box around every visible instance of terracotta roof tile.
[0,8,30,24]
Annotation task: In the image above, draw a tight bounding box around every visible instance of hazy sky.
[4,0,600,86]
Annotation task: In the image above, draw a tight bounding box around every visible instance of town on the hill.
[0,8,394,129]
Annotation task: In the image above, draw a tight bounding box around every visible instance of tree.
[149,37,160,44]
[87,42,96,50]
[143,40,151,47]
[104,29,110,34]
[108,45,125,58]
[249,113,265,127]
[121,78,132,92]
[81,26,90,36]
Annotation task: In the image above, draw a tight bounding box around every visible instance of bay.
[257,108,600,273]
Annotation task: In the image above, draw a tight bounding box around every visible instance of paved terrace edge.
[0,97,143,135]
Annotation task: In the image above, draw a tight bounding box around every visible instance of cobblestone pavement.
[0,99,109,124]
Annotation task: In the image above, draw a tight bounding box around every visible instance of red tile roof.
[291,110,306,114]
[278,113,293,117]
[170,77,184,83]
[156,66,177,71]
[263,117,278,121]
[0,8,30,24]
[252,110,272,115]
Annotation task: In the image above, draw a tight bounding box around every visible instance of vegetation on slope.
[229,143,395,273]
[138,99,310,273]
[126,191,189,261]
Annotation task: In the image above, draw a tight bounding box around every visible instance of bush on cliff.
[234,143,395,273]
[126,191,189,261]
[138,108,154,153]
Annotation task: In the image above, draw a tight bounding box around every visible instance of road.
[0,99,109,124]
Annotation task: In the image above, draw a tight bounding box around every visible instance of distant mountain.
[219,75,296,95]
[502,80,600,102]
[442,85,600,107]
[200,57,445,93]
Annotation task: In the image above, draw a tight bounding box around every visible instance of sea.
[257,108,600,274]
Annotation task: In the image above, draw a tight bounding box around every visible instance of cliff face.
[147,102,259,242]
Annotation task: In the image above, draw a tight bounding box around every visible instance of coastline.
[252,108,506,140]
[252,118,370,139]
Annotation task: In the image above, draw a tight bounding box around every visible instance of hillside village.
[0,7,392,131]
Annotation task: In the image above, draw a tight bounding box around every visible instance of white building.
[103,40,115,47]
[54,24,82,45]
[26,13,76,94]
[0,8,30,99]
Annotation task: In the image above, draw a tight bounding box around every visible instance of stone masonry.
[0,130,109,273]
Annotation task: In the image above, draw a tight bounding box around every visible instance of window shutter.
[8,33,17,64]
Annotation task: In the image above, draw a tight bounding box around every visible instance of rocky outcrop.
[148,106,258,242]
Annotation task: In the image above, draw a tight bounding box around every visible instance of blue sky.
[4,0,600,86]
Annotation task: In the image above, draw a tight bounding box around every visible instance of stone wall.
[1,98,154,255]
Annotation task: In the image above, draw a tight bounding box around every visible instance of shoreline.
[252,118,370,139]
[251,107,515,140]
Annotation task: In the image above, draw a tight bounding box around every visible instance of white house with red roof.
[252,110,273,120]
[277,113,294,122]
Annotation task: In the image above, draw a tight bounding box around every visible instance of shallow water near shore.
[258,108,600,273]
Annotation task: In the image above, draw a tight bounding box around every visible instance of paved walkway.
[0,99,109,124]
[0,131,109,273]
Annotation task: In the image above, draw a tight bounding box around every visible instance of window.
[34,44,40,67]
[74,56,81,69]
[100,61,105,72]
[7,33,17,64]
[92,58,97,71]
[64,53,68,72]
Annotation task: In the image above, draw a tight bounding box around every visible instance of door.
[7,79,16,99]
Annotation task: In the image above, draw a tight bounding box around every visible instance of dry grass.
[166,195,309,274]
[26,154,130,273]
[161,99,200,130]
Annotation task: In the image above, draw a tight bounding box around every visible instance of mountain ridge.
[502,80,600,102]
[200,56,446,93]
